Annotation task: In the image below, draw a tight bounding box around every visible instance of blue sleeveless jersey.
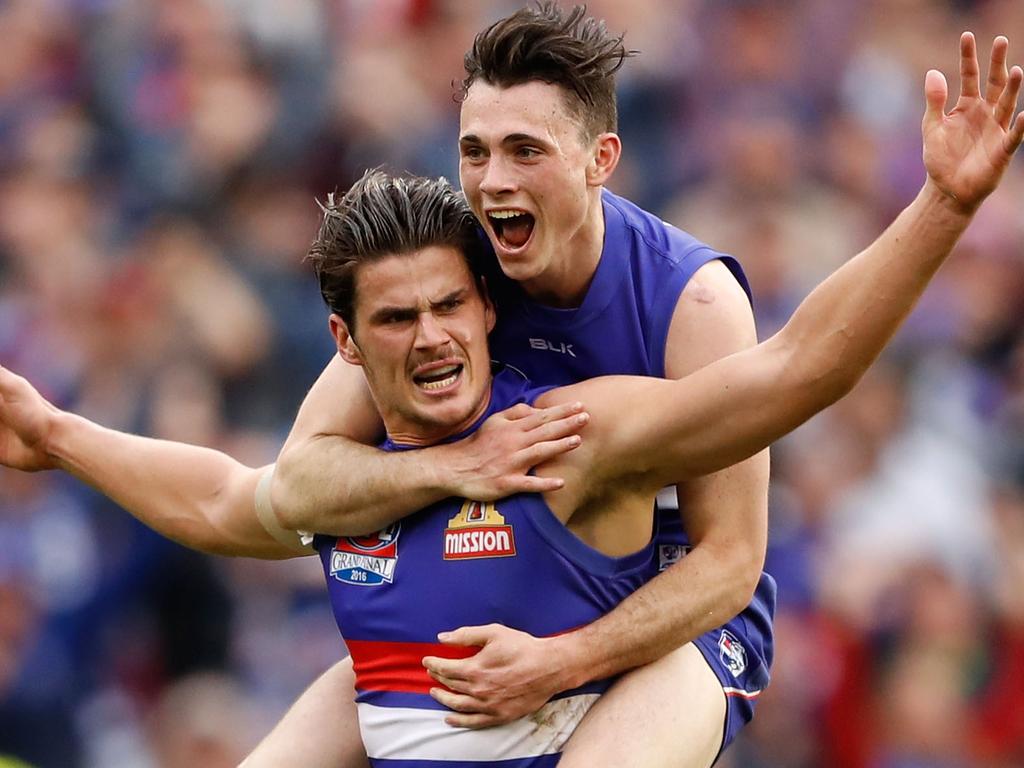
[315,367,661,767]
[487,190,775,753]
[489,189,759,547]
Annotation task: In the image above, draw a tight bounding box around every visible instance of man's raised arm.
[599,35,1024,490]
[269,353,590,536]
[419,32,1024,727]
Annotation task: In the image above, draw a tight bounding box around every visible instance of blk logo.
[529,338,576,357]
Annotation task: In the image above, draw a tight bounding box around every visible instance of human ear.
[587,132,622,186]
[480,277,497,334]
[484,297,496,334]
[329,314,363,366]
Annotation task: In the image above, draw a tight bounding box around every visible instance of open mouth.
[487,210,535,251]
[413,363,464,392]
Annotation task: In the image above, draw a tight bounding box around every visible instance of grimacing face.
[330,246,497,445]
[458,79,614,302]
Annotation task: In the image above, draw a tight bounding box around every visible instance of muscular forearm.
[272,401,588,536]
[553,542,759,685]
[47,412,281,557]
[267,353,446,536]
[778,181,972,401]
[271,435,457,536]
[549,457,768,686]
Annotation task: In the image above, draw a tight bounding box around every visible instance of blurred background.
[0,0,1022,766]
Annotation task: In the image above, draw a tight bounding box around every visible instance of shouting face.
[459,80,619,305]
[331,246,496,445]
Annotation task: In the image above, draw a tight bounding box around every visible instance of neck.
[520,187,606,308]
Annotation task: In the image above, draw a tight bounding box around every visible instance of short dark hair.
[461,2,636,140]
[306,170,487,332]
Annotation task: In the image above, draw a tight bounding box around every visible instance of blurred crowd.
[0,0,1022,766]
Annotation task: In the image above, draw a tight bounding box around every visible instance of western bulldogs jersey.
[486,190,775,752]
[315,367,660,767]
[487,189,748,549]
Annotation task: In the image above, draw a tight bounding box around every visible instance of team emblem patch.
[718,629,748,677]
[658,544,689,572]
[330,523,401,586]
[443,500,516,560]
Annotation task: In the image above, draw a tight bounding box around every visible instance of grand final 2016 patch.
[443,500,517,560]
[330,522,401,586]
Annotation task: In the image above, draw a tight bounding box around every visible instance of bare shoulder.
[666,259,757,378]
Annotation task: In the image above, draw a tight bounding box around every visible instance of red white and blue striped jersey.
[314,367,661,767]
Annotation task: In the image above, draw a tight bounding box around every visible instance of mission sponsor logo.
[443,500,516,560]
[330,523,400,586]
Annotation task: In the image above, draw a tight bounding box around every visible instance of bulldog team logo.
[718,629,748,677]
[658,544,691,572]
[331,523,401,586]
[443,500,517,560]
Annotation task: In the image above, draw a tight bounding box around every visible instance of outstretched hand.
[923,33,1024,210]
[0,365,60,472]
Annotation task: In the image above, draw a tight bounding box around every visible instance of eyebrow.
[366,288,469,324]
[459,132,548,147]
[368,304,417,324]
[430,287,469,307]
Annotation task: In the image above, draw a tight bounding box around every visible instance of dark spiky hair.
[461,2,637,140]
[306,170,487,333]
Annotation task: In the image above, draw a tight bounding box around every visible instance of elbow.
[716,541,765,620]
[271,442,385,538]
[195,472,261,557]
[268,449,311,532]
[777,336,864,418]
[164,511,236,558]
[727,560,763,619]
[737,554,764,610]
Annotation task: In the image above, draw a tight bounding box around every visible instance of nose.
[478,154,516,197]
[414,311,450,350]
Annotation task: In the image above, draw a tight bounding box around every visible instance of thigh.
[559,643,725,768]
[241,656,369,768]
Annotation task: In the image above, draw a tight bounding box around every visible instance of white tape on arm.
[255,465,314,552]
